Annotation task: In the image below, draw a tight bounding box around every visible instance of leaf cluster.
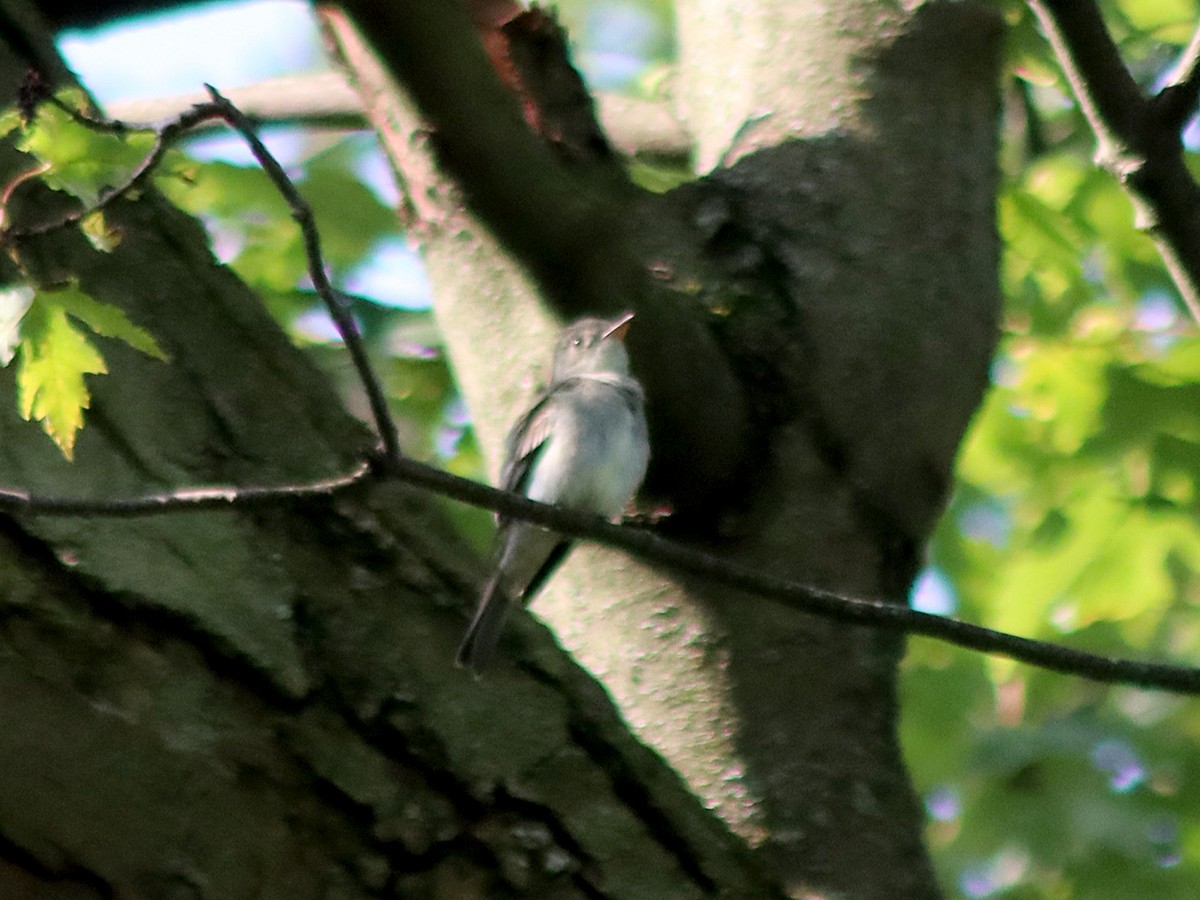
[905,3,1200,894]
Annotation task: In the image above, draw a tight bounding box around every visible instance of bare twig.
[3,85,403,462]
[9,448,1200,695]
[202,84,402,462]
[0,462,372,516]
[1028,0,1200,324]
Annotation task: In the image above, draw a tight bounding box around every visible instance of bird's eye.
[571,337,583,347]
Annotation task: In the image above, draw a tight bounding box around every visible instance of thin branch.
[2,86,403,462]
[202,85,402,463]
[4,103,216,238]
[1028,0,1200,324]
[0,462,372,516]
[8,449,1200,695]
[379,456,1200,695]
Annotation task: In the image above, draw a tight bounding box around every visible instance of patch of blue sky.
[958,499,1011,548]
[1089,738,1146,794]
[59,2,322,168]
[959,847,1029,899]
[57,1,321,104]
[185,127,307,169]
[574,2,664,91]
[924,784,960,822]
[351,139,401,207]
[909,567,957,616]
[343,240,432,310]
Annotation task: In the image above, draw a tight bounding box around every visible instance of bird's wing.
[499,385,561,500]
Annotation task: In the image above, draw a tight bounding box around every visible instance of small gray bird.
[456,312,650,672]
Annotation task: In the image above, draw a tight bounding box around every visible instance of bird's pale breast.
[524,380,647,519]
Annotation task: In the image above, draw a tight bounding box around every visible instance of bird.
[456,312,650,673]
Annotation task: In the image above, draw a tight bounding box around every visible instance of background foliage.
[14,0,1200,895]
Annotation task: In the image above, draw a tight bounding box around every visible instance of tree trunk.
[0,0,1007,896]
[0,2,779,898]
[326,0,1003,897]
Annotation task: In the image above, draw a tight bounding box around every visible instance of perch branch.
[0,462,371,515]
[5,448,1200,696]
[5,79,1200,697]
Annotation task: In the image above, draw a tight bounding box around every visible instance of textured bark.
[326,1,1003,898]
[0,3,777,899]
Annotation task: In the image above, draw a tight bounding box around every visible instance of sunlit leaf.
[16,298,106,459]
[9,283,168,458]
[16,91,155,205]
[80,209,122,252]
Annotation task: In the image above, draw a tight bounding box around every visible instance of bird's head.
[550,312,635,381]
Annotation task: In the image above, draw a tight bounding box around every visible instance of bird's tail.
[456,575,512,673]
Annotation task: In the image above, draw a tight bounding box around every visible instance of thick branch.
[101,74,691,158]
[1029,0,1200,323]
[330,0,641,312]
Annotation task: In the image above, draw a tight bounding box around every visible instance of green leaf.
[79,210,122,253]
[628,158,693,193]
[15,92,155,206]
[10,283,168,458]
[51,283,168,361]
[0,106,22,141]
[1118,0,1196,34]
[17,299,106,459]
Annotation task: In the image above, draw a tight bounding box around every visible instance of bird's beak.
[603,311,635,342]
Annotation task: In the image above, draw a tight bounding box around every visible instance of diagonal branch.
[5,448,1200,696]
[328,0,643,314]
[1028,0,1200,323]
[201,84,401,462]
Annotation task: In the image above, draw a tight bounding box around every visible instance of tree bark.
[325,1,1002,897]
[0,0,1008,896]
